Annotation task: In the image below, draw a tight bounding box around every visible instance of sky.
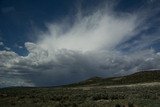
[0,0,160,88]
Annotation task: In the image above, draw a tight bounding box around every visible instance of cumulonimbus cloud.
[0,1,160,87]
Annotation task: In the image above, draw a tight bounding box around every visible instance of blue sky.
[0,0,160,87]
[0,0,76,55]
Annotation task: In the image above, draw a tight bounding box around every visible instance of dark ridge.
[1,70,160,89]
[66,70,160,87]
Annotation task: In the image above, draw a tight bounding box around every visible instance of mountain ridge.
[66,70,160,87]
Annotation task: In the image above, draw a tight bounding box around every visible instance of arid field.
[0,71,160,107]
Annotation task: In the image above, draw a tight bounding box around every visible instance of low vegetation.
[0,70,160,107]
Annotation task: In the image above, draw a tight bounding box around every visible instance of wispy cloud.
[38,10,139,52]
[4,47,11,51]
[0,42,4,46]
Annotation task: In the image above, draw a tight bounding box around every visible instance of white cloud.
[0,42,4,46]
[0,43,160,87]
[0,50,18,69]
[4,47,11,51]
[38,11,138,52]
[18,46,23,49]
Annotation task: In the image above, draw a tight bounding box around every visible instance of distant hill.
[67,70,160,87]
